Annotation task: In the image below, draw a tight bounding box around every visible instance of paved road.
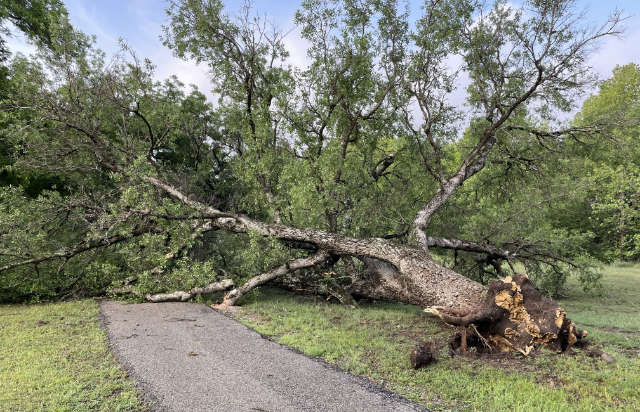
[100,301,426,412]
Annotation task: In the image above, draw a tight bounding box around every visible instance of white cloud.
[557,18,640,119]
[65,0,119,53]
[151,49,214,101]
[588,23,640,78]
[282,27,311,70]
[61,0,214,103]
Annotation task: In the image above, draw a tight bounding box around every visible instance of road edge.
[97,298,163,412]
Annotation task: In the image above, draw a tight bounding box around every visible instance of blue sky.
[7,0,640,105]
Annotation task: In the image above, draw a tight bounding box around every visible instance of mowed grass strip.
[232,265,640,412]
[558,264,640,350]
[0,299,144,412]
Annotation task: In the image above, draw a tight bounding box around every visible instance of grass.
[557,265,640,350]
[231,264,640,411]
[0,299,145,412]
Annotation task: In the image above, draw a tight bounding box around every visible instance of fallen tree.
[141,176,584,354]
[0,0,623,354]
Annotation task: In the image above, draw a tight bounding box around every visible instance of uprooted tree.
[0,0,624,354]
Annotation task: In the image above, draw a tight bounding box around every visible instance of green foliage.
[136,258,219,294]
[0,0,67,94]
[0,0,84,193]
[0,36,242,301]
[525,254,602,298]
[425,121,604,295]
[419,64,640,294]
[570,64,640,261]
[0,0,630,302]
[0,0,68,48]
[234,231,290,282]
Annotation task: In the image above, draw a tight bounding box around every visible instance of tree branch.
[370,152,396,181]
[221,249,330,306]
[425,236,512,259]
[0,227,162,273]
[145,279,234,302]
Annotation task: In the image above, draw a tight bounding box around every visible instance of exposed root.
[449,328,497,355]
[460,327,468,352]
[327,284,358,307]
[428,274,586,356]
[470,323,492,351]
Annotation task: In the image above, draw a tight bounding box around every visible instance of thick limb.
[221,250,330,307]
[145,279,234,302]
[425,306,496,326]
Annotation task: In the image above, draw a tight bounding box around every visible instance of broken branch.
[145,279,234,302]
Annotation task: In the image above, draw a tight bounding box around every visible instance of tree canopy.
[0,0,633,312]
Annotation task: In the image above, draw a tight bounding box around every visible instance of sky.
[6,0,640,109]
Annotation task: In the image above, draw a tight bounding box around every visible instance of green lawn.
[1,266,637,412]
[232,264,640,411]
[0,300,144,412]
[557,265,640,350]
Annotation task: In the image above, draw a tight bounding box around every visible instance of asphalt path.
[100,301,427,412]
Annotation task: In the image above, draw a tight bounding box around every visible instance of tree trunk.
[239,218,487,312]
[233,215,582,355]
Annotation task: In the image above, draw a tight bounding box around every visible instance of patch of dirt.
[443,330,550,373]
[569,341,618,363]
[238,311,267,324]
[458,347,540,372]
[388,319,551,373]
[390,329,432,341]
[618,347,640,358]
[329,315,343,324]
[384,319,446,344]
[536,373,566,389]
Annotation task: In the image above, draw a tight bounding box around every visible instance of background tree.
[0,0,68,89]
[570,64,640,262]
[0,0,88,195]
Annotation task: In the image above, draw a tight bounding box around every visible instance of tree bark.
[221,250,330,306]
[145,279,234,302]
